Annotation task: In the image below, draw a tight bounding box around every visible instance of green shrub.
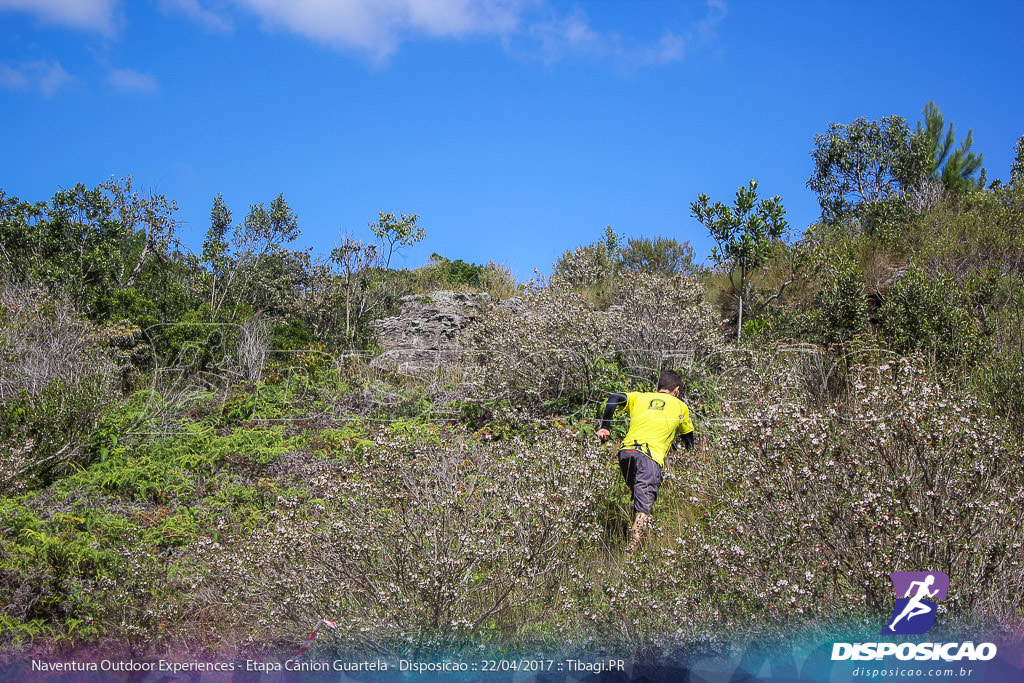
[99,319,151,391]
[0,379,116,492]
[619,236,699,277]
[812,261,869,345]
[972,353,1024,432]
[878,266,981,367]
[269,318,316,353]
[411,253,489,292]
[0,501,124,647]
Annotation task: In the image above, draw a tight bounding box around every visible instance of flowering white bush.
[611,271,723,377]
[469,283,618,416]
[0,284,122,492]
[182,425,616,650]
[652,357,1024,637]
[470,274,723,420]
[533,355,1023,653]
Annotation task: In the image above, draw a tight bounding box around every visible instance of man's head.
[657,369,682,396]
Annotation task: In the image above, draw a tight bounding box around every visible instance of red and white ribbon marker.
[287,618,337,664]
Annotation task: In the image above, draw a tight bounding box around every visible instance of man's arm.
[596,393,627,441]
[678,403,695,451]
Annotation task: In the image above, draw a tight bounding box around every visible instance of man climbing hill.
[596,369,695,552]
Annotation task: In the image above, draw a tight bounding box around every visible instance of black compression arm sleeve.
[600,393,627,430]
[681,431,695,451]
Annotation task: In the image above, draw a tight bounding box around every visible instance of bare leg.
[627,513,651,553]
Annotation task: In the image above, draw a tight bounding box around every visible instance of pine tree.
[917,101,984,193]
[1011,134,1024,188]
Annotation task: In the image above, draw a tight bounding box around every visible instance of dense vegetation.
[1,103,1022,661]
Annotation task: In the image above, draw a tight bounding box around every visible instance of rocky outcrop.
[373,291,510,372]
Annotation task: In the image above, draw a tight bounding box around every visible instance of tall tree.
[807,115,930,225]
[917,101,984,193]
[3,181,170,317]
[329,212,429,347]
[330,236,379,345]
[202,193,232,309]
[101,176,179,290]
[1011,134,1024,188]
[370,211,423,270]
[691,180,788,340]
[203,193,302,320]
[0,191,44,278]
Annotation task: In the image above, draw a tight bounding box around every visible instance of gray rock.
[372,291,506,372]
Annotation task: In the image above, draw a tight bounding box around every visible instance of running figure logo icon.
[884,571,949,635]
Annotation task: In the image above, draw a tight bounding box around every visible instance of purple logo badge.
[884,571,949,635]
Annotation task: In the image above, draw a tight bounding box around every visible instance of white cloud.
[402,0,524,36]
[161,0,232,32]
[527,9,686,68]
[695,0,727,43]
[230,0,529,62]
[0,59,73,95]
[0,0,120,34]
[0,64,29,89]
[107,67,159,93]
[528,10,602,63]
[639,32,685,66]
[523,1,725,68]
[0,0,724,72]
[235,1,724,68]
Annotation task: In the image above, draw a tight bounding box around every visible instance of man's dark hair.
[657,369,682,391]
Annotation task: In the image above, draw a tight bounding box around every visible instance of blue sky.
[2,0,1022,279]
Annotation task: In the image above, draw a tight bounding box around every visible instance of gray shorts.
[618,449,663,515]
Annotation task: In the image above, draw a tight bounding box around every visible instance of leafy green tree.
[330,235,379,345]
[371,211,424,269]
[690,180,788,340]
[807,115,930,225]
[0,190,44,277]
[245,194,301,246]
[232,196,303,318]
[917,101,984,193]
[202,193,232,309]
[243,247,313,319]
[425,253,484,286]
[0,179,181,322]
[101,177,179,290]
[1011,134,1024,188]
[327,213,428,348]
[618,236,698,276]
[204,193,302,320]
